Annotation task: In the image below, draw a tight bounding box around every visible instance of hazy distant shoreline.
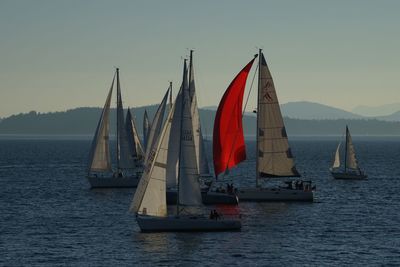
[1,134,400,142]
[1,104,400,137]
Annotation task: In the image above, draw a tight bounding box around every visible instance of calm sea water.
[1,137,399,266]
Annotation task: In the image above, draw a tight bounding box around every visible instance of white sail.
[345,126,358,170]
[188,51,210,176]
[88,73,114,173]
[130,98,178,217]
[116,70,135,170]
[257,52,300,178]
[332,142,341,169]
[178,60,202,206]
[165,87,182,188]
[126,108,144,160]
[144,89,169,164]
[143,110,150,151]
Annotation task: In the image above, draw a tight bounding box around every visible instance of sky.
[0,0,399,118]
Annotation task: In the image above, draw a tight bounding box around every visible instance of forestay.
[257,52,300,178]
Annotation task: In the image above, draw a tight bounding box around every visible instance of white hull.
[331,172,367,180]
[136,215,241,232]
[87,176,140,188]
[237,187,314,202]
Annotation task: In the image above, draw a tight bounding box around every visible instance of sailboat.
[130,59,241,232]
[142,109,151,151]
[87,68,144,188]
[165,51,238,205]
[330,126,367,179]
[213,50,315,201]
[126,108,145,162]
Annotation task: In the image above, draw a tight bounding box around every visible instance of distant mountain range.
[2,103,400,136]
[205,101,400,121]
[352,103,400,117]
[280,101,363,120]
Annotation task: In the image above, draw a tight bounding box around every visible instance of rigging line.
[221,62,259,180]
[192,53,209,140]
[243,63,259,116]
[190,53,212,176]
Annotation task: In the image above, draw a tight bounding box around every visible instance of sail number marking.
[182,129,193,141]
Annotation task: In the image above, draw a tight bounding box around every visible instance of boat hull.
[331,172,367,180]
[166,190,238,205]
[87,176,140,188]
[236,187,314,202]
[136,215,241,232]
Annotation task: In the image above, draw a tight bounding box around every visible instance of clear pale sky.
[0,0,399,118]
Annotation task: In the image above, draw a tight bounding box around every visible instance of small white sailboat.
[165,51,238,205]
[213,50,315,202]
[330,126,367,179]
[126,108,145,162]
[142,109,151,151]
[130,59,241,232]
[87,69,144,188]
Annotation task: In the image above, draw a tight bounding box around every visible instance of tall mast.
[256,49,262,187]
[344,125,348,172]
[116,68,120,171]
[176,59,187,216]
[189,50,193,99]
[169,81,173,110]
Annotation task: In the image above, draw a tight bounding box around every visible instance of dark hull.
[87,176,140,188]
[236,187,314,202]
[166,190,238,205]
[331,172,367,180]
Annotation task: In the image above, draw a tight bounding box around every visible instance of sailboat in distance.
[130,58,241,232]
[142,110,151,151]
[330,126,367,179]
[213,50,315,201]
[87,68,144,188]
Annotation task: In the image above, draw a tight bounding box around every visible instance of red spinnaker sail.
[213,57,256,177]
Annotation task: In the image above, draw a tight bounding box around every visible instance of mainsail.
[257,52,300,178]
[87,73,114,173]
[345,126,358,170]
[126,108,144,161]
[188,50,210,176]
[116,69,135,170]
[144,88,169,164]
[332,142,341,169]
[213,57,256,177]
[143,110,150,150]
[178,59,202,206]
